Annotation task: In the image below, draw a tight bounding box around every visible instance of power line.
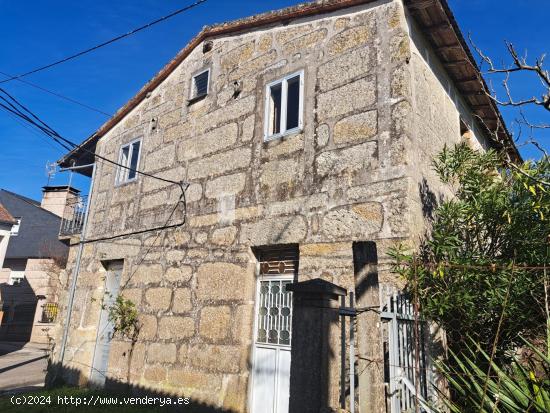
[0,0,207,84]
[0,87,182,187]
[0,106,64,153]
[0,71,112,117]
[0,96,74,151]
[0,88,190,245]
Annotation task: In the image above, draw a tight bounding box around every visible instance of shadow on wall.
[288,279,347,412]
[43,362,237,413]
[0,277,37,350]
[418,177,440,222]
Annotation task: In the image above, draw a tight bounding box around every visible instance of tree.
[391,143,550,358]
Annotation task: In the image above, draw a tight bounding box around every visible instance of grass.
[0,386,188,412]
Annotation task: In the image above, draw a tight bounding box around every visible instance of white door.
[251,276,293,413]
[90,262,122,387]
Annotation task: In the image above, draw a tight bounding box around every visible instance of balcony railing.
[59,195,87,236]
[40,302,59,323]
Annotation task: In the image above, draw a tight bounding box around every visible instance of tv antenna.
[45,161,57,185]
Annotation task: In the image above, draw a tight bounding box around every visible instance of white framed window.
[190,69,210,100]
[10,218,21,236]
[115,138,142,185]
[9,270,24,286]
[264,70,304,141]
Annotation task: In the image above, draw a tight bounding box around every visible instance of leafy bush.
[391,144,550,357]
[438,339,550,412]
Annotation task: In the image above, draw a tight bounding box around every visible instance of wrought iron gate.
[381,291,433,413]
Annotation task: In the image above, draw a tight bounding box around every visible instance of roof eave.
[60,0,520,164]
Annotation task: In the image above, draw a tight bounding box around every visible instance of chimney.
[41,186,80,219]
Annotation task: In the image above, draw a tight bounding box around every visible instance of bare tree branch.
[469,35,550,112]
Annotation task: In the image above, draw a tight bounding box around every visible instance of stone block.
[317,76,376,120]
[188,147,251,179]
[241,115,255,142]
[391,100,412,136]
[196,263,246,301]
[130,263,163,285]
[177,123,238,161]
[199,306,231,342]
[221,41,255,71]
[321,203,383,239]
[318,47,373,91]
[172,288,193,313]
[166,250,185,264]
[300,242,351,257]
[257,34,272,52]
[239,215,307,245]
[144,144,175,172]
[167,369,222,392]
[139,189,176,211]
[390,34,410,63]
[120,288,142,306]
[391,65,410,99]
[145,288,172,312]
[281,28,327,55]
[186,183,203,202]
[211,226,237,245]
[315,141,377,178]
[263,134,304,159]
[205,172,246,199]
[158,316,195,339]
[195,231,208,244]
[333,110,377,145]
[275,24,313,45]
[260,157,301,188]
[138,314,157,340]
[144,365,166,383]
[228,50,278,82]
[327,25,372,55]
[147,342,177,363]
[222,374,249,410]
[316,124,330,147]
[187,344,240,373]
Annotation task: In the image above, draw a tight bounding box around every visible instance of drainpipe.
[58,162,96,368]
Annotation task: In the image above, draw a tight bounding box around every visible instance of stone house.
[0,187,70,343]
[53,0,517,412]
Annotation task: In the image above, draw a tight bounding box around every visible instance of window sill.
[263,127,302,143]
[114,178,139,188]
[187,94,207,106]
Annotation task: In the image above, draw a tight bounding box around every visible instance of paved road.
[0,342,48,394]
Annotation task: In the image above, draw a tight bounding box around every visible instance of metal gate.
[381,291,432,413]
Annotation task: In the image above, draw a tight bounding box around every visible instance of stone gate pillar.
[353,241,385,412]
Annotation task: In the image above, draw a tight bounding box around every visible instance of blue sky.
[0,0,547,200]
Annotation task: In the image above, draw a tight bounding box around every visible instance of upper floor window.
[115,139,141,185]
[264,71,304,141]
[10,218,21,236]
[190,69,210,100]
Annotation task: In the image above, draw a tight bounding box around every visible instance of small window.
[115,139,141,185]
[264,71,304,141]
[10,218,21,236]
[191,69,210,99]
[9,271,24,286]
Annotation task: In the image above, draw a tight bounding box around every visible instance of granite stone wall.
[53,1,488,411]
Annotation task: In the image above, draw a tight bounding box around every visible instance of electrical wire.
[0,88,191,252]
[0,105,64,153]
[0,98,74,151]
[0,87,182,187]
[0,0,207,84]
[0,70,112,117]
